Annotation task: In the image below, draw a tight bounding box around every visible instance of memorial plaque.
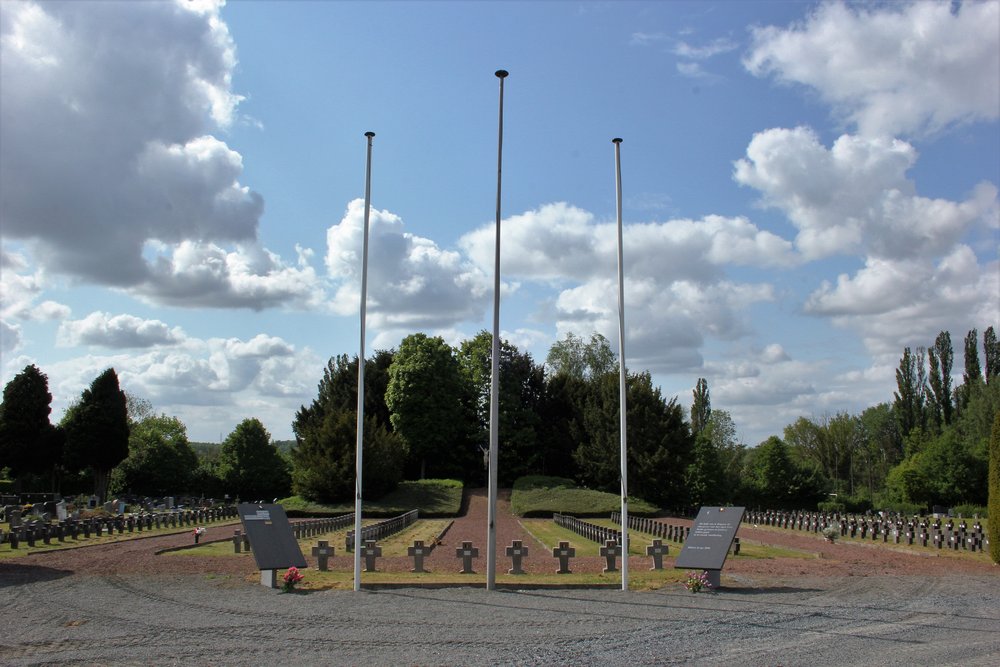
[674,506,745,571]
[237,503,306,571]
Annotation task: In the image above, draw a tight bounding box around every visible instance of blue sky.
[1,0,997,446]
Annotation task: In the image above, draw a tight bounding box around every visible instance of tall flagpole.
[613,137,629,591]
[487,69,508,591]
[354,130,375,592]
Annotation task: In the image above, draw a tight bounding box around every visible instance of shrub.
[817,501,845,513]
[949,504,988,518]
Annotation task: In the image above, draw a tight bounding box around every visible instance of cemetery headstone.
[552,541,575,574]
[456,541,479,574]
[646,539,668,570]
[408,540,429,573]
[505,540,527,575]
[233,529,243,553]
[361,540,381,572]
[600,539,622,573]
[312,540,334,571]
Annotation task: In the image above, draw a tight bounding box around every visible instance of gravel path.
[2,492,998,666]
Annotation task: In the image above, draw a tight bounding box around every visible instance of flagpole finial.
[365,131,375,138]
[495,69,509,78]
[612,137,623,144]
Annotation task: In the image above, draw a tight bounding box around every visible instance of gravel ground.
[2,572,998,666]
[2,490,998,666]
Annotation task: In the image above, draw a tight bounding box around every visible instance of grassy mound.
[280,479,463,518]
[511,475,660,517]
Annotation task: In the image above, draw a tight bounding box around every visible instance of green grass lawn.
[510,475,660,517]
[279,479,464,517]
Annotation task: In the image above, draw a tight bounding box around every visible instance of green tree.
[690,378,711,438]
[457,331,544,486]
[0,364,63,491]
[685,432,723,507]
[746,436,826,509]
[546,332,616,379]
[109,415,198,497]
[386,333,475,480]
[983,326,998,385]
[959,328,982,410]
[988,411,999,564]
[894,347,927,437]
[62,368,129,502]
[292,410,404,503]
[218,418,291,501]
[573,371,692,509]
[291,351,405,502]
[927,331,954,429]
[858,403,903,500]
[705,409,747,504]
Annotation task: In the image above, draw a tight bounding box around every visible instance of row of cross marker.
[297,537,672,574]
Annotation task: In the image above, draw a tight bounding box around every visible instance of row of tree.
[0,366,291,503]
[3,325,996,513]
[290,331,696,509]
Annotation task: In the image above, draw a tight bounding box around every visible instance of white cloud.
[734,127,997,260]
[22,332,320,441]
[805,250,999,355]
[326,199,492,331]
[673,38,738,60]
[139,241,325,310]
[460,202,795,285]
[0,0,309,309]
[0,321,21,354]
[744,1,1000,136]
[57,312,186,349]
[0,249,71,322]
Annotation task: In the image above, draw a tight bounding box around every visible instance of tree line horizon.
[1,326,997,516]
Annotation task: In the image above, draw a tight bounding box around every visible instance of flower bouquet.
[282,566,304,593]
[685,570,712,593]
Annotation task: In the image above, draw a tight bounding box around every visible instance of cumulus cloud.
[326,199,492,330]
[805,250,999,355]
[57,312,186,349]
[139,241,324,310]
[744,1,1000,136]
[460,202,795,285]
[0,249,71,323]
[734,127,997,260]
[22,331,320,441]
[457,202,792,373]
[0,0,313,309]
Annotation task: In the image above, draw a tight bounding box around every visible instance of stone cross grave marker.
[506,540,528,574]
[408,540,429,573]
[312,540,334,571]
[361,540,381,572]
[456,541,479,574]
[552,541,575,574]
[646,539,668,570]
[600,539,622,573]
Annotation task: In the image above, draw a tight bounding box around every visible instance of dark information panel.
[238,503,306,571]
[674,506,745,571]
